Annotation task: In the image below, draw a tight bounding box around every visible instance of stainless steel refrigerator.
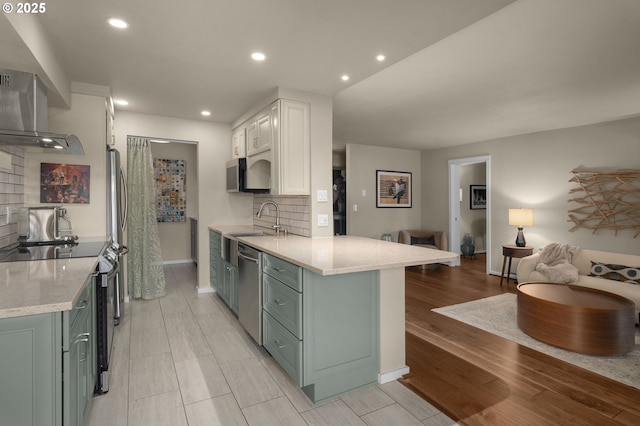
[106,147,128,324]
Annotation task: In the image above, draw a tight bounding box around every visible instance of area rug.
[432,293,640,390]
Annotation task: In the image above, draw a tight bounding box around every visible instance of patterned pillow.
[590,261,639,285]
[411,235,436,246]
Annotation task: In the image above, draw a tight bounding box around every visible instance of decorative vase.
[461,243,476,257]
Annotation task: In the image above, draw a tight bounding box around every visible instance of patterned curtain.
[127,137,166,299]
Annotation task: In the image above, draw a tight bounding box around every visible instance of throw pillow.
[590,261,639,285]
[411,235,436,246]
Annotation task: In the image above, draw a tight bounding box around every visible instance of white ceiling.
[2,0,640,151]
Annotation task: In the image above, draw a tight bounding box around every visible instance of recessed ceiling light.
[341,75,350,82]
[114,99,129,106]
[251,52,266,61]
[201,110,211,117]
[107,18,128,29]
[376,54,386,62]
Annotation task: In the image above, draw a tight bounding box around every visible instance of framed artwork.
[40,163,90,204]
[154,158,187,222]
[376,170,412,208]
[470,185,486,210]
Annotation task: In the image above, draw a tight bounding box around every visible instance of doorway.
[448,156,491,272]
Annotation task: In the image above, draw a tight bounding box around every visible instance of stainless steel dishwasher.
[237,242,262,345]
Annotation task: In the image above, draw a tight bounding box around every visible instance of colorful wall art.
[40,163,90,204]
[154,158,186,222]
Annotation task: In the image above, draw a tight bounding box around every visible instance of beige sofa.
[398,230,448,269]
[517,248,640,323]
[398,230,447,251]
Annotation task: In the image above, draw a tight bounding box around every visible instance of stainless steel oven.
[94,247,119,394]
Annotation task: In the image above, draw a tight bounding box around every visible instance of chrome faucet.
[256,200,282,235]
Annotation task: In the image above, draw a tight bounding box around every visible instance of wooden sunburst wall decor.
[568,169,640,238]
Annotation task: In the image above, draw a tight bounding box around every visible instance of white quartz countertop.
[0,257,99,319]
[209,225,458,276]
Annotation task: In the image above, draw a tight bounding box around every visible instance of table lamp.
[508,208,533,247]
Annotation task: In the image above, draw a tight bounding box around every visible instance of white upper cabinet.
[233,98,310,195]
[246,107,272,157]
[231,127,245,159]
[271,99,310,195]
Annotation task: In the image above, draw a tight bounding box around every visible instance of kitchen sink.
[227,231,266,237]
[221,231,267,266]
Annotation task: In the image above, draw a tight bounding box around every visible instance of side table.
[500,244,533,286]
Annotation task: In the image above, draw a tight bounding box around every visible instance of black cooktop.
[0,240,108,263]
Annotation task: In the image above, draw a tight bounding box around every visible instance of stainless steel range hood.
[0,69,84,155]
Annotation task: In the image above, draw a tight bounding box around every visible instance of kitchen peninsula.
[209,225,458,403]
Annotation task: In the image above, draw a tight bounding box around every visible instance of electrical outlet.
[318,214,329,227]
[361,189,366,197]
[353,204,358,212]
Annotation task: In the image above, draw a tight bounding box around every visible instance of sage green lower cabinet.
[222,261,238,315]
[209,230,238,314]
[64,280,95,426]
[209,230,222,291]
[262,253,379,403]
[0,312,62,426]
[0,276,95,426]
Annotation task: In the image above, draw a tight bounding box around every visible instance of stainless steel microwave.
[226,158,269,193]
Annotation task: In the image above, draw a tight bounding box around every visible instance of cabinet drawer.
[263,274,302,338]
[263,254,302,291]
[69,280,92,326]
[262,311,302,386]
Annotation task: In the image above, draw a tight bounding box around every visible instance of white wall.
[114,111,254,291]
[420,116,640,275]
[346,144,422,240]
[150,141,198,263]
[24,93,107,238]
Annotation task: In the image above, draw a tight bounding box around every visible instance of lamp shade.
[509,208,533,227]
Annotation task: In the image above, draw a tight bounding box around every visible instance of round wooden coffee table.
[517,282,635,355]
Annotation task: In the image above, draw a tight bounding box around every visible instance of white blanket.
[535,243,580,284]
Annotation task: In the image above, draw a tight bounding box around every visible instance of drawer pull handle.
[77,300,87,309]
[274,299,285,306]
[274,267,285,273]
[275,339,286,349]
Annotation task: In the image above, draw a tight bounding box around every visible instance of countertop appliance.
[18,206,78,245]
[226,158,269,193]
[0,68,84,154]
[106,147,128,324]
[237,242,263,344]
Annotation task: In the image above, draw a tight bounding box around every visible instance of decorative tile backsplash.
[253,194,310,237]
[0,147,25,249]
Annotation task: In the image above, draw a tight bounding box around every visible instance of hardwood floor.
[400,254,640,425]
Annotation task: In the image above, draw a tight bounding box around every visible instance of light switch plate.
[317,189,328,202]
[318,214,329,227]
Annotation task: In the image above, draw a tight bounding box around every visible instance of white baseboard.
[162,259,195,265]
[197,287,216,294]
[378,365,410,384]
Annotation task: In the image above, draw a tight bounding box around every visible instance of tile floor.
[87,263,457,426]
